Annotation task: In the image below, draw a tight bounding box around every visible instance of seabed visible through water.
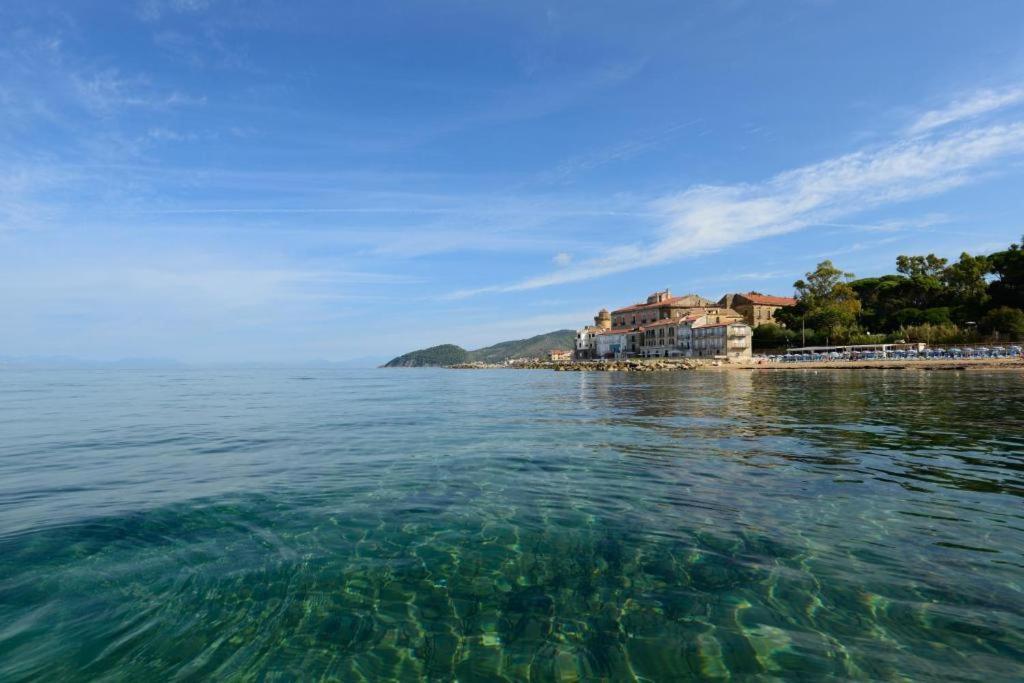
[0,368,1022,680]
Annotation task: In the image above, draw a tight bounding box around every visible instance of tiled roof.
[611,295,712,314]
[638,318,679,330]
[741,292,797,306]
[697,321,750,329]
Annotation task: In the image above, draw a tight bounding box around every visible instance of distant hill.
[383,344,469,368]
[382,330,575,367]
[467,329,576,363]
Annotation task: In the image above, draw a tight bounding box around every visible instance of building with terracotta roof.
[718,292,797,328]
[637,310,751,360]
[690,321,753,359]
[610,289,716,329]
[576,289,751,360]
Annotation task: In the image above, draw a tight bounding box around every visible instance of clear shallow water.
[0,368,1022,681]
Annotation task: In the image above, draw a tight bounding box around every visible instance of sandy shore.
[733,357,1024,371]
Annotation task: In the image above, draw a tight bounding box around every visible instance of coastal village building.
[610,290,716,329]
[595,330,628,358]
[691,321,753,358]
[548,349,572,361]
[574,309,611,359]
[579,289,764,361]
[636,310,751,360]
[718,292,797,328]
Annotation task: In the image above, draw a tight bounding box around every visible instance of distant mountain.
[383,344,469,368]
[467,330,576,363]
[382,330,575,367]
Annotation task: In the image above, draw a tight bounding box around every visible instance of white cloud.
[454,115,1024,297]
[552,252,573,266]
[147,127,197,142]
[818,213,950,233]
[138,0,214,22]
[71,69,206,113]
[908,87,1024,135]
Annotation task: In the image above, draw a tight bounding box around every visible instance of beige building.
[718,292,797,328]
[610,290,716,329]
[548,349,572,361]
[638,310,751,359]
[577,288,752,360]
[691,321,753,359]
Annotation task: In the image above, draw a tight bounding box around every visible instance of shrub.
[752,324,797,349]
[980,306,1024,341]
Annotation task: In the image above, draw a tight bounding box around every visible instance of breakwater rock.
[448,359,699,372]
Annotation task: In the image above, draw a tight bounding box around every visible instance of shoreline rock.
[448,359,700,372]
[445,356,1024,372]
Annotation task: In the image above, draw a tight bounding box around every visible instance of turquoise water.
[0,368,1022,681]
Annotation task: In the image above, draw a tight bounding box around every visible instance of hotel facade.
[575,289,794,361]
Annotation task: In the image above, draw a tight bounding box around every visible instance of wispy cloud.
[537,119,701,184]
[818,213,951,233]
[137,0,214,23]
[908,86,1024,135]
[1,25,206,131]
[453,94,1024,297]
[72,69,206,113]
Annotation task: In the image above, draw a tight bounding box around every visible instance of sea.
[0,367,1022,681]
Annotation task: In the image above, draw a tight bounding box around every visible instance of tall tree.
[943,252,989,301]
[896,254,948,279]
[987,236,1024,309]
[894,253,947,309]
[793,260,862,342]
[942,251,990,320]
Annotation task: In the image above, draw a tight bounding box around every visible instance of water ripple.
[0,368,1022,680]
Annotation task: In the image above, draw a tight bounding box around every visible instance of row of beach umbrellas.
[769,346,1022,362]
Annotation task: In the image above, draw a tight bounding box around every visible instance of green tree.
[987,236,1024,309]
[752,323,797,350]
[793,260,862,342]
[849,275,904,331]
[896,254,948,279]
[980,306,1024,341]
[942,252,990,303]
[893,253,947,309]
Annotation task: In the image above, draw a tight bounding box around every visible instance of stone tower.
[594,308,612,330]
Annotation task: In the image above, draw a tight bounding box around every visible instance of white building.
[574,309,612,359]
[594,330,628,358]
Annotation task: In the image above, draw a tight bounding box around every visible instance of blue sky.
[2,1,1024,363]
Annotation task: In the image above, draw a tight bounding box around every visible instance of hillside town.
[570,289,796,361]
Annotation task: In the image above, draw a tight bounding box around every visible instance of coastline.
[738,357,1024,371]
[444,357,1024,372]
